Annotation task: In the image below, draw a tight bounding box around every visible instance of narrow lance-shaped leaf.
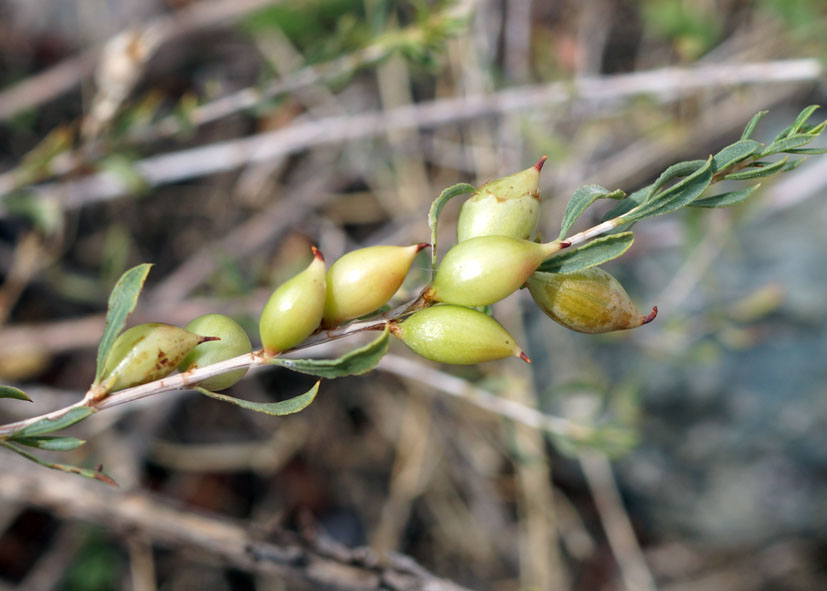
[94,263,153,384]
[0,441,118,487]
[724,157,789,181]
[11,436,86,451]
[741,110,767,140]
[427,183,475,275]
[711,140,761,171]
[195,380,321,416]
[787,147,827,155]
[558,185,625,239]
[0,385,31,402]
[269,325,390,378]
[690,185,760,209]
[624,157,713,222]
[16,407,94,437]
[761,133,821,156]
[786,105,821,137]
[537,232,635,274]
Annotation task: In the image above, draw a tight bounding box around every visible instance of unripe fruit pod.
[527,267,658,334]
[391,305,530,364]
[427,235,568,307]
[178,314,253,391]
[100,323,217,392]
[260,247,326,355]
[323,243,428,328]
[457,156,545,242]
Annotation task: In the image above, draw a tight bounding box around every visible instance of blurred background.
[1,0,826,590]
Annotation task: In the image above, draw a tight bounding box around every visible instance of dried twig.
[0,458,472,591]
[4,59,820,212]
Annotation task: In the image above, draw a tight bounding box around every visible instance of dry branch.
[0,458,472,591]
[4,59,820,212]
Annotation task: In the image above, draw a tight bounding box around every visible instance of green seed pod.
[101,323,217,392]
[426,235,569,307]
[391,305,530,364]
[260,246,327,355]
[323,243,428,328]
[178,314,253,391]
[527,268,658,334]
[457,156,546,242]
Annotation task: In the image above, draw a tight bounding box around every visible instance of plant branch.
[0,459,473,591]
[2,59,821,209]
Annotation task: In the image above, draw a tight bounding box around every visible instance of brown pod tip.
[198,336,221,343]
[640,306,658,326]
[560,240,571,249]
[311,245,325,262]
[518,351,532,364]
[416,242,431,253]
[534,155,548,171]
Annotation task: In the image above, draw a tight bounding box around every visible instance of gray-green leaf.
[761,134,819,156]
[11,435,86,451]
[17,407,94,437]
[787,105,820,136]
[427,183,475,274]
[269,326,390,378]
[711,140,761,171]
[558,185,625,239]
[624,157,713,222]
[724,157,788,180]
[537,232,634,274]
[690,185,760,208]
[0,385,31,402]
[740,110,767,140]
[0,441,117,486]
[94,263,153,384]
[196,381,321,416]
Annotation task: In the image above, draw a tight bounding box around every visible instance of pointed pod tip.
[199,336,221,343]
[415,242,431,253]
[534,155,548,171]
[641,306,658,326]
[560,240,571,249]
[311,245,325,262]
[518,351,532,364]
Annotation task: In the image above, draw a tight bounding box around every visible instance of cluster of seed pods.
[98,156,656,394]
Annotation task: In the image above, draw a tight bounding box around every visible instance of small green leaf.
[537,232,634,274]
[269,325,390,378]
[195,381,320,416]
[786,147,827,154]
[93,263,153,384]
[787,105,820,136]
[11,436,86,451]
[428,183,475,274]
[724,157,788,180]
[558,185,625,239]
[780,158,807,172]
[625,157,713,221]
[711,140,761,171]
[0,441,118,487]
[741,110,767,140]
[761,134,819,156]
[0,385,31,402]
[690,185,760,208]
[17,407,94,437]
